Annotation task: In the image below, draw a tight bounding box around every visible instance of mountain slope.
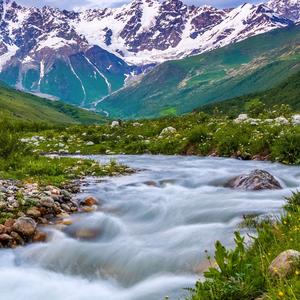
[0,82,105,124]
[98,25,300,119]
[0,0,297,108]
[0,0,136,108]
[200,70,300,116]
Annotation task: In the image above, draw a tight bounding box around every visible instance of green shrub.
[271,131,300,164]
[189,232,263,300]
[213,124,250,156]
[245,99,266,117]
[188,126,210,144]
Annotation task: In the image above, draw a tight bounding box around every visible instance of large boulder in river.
[226,170,282,191]
[12,217,37,238]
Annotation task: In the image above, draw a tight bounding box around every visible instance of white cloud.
[73,0,128,10]
[17,0,261,11]
[17,0,130,10]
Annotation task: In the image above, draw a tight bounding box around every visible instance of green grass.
[24,105,300,165]
[187,193,300,300]
[201,70,300,117]
[0,118,128,187]
[98,25,300,119]
[0,81,106,125]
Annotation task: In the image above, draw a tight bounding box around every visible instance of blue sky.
[18,0,261,10]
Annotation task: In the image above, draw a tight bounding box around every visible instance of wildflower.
[295,270,299,275]
[278,291,284,297]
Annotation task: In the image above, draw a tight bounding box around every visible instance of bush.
[245,99,266,117]
[271,131,300,164]
[213,124,250,157]
[188,126,210,144]
[0,128,23,159]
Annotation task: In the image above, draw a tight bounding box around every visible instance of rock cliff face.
[267,0,300,22]
[0,0,297,106]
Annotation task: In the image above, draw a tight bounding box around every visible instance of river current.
[1,155,300,300]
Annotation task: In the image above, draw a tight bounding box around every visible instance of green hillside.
[0,82,105,124]
[98,25,300,119]
[200,70,300,116]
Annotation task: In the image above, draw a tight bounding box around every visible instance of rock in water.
[81,196,99,207]
[12,217,37,238]
[269,250,300,278]
[226,169,282,190]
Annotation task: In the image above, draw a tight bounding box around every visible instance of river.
[0,155,299,300]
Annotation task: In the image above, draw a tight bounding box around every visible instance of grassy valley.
[98,25,300,119]
[0,82,105,125]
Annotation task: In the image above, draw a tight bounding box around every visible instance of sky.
[17,0,261,11]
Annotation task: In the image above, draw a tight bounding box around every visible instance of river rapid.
[1,155,300,300]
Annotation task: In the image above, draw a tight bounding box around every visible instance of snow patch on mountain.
[0,43,18,71]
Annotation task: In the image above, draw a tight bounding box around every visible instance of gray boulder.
[269,250,300,278]
[226,170,282,191]
[13,217,37,238]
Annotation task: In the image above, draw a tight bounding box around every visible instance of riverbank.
[0,118,134,247]
[0,161,134,248]
[22,110,300,165]
[187,192,300,300]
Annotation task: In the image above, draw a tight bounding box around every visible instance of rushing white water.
[1,156,300,300]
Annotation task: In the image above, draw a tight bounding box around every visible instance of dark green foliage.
[271,130,300,164]
[202,70,300,116]
[285,191,300,212]
[189,233,263,300]
[244,99,266,117]
[188,126,210,144]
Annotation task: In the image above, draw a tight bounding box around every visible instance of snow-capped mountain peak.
[267,0,300,22]
[0,0,298,106]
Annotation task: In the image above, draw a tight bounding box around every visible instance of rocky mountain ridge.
[0,0,298,107]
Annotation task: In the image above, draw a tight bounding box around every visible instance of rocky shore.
[0,179,101,248]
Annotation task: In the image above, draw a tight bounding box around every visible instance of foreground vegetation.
[187,192,300,300]
[24,102,300,165]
